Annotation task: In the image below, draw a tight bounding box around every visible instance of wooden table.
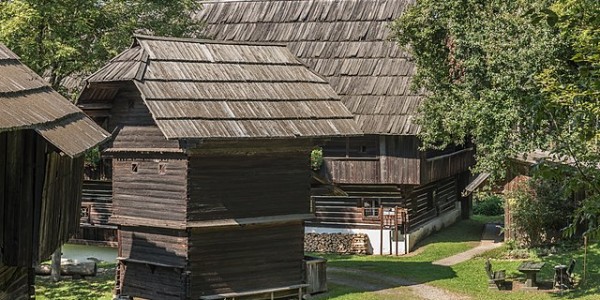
[518,261,546,290]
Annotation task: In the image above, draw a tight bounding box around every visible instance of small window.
[362,198,381,219]
[131,162,139,173]
[158,163,167,175]
[359,145,368,153]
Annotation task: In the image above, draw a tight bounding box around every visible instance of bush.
[473,195,504,216]
[507,178,575,247]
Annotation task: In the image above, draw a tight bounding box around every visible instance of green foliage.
[84,146,101,167]
[507,177,575,247]
[310,147,324,171]
[0,0,203,94]
[392,0,600,239]
[473,195,504,216]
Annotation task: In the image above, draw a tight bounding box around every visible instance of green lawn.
[35,263,115,300]
[316,217,600,300]
[34,217,600,300]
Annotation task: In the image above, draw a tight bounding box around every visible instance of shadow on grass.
[412,219,486,250]
[36,272,114,300]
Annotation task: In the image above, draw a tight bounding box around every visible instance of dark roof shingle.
[197,0,423,135]
[0,43,110,156]
[83,35,361,140]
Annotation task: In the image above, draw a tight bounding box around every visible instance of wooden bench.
[485,259,506,290]
[554,258,576,289]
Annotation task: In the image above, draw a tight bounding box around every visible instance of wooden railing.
[322,157,380,184]
[421,148,475,184]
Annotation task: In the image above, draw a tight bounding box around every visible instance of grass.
[33,216,600,300]
[35,263,115,300]
[315,216,600,300]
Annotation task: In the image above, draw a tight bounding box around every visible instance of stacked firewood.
[304,233,371,255]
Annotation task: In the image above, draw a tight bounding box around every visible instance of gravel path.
[432,223,503,266]
[328,267,471,300]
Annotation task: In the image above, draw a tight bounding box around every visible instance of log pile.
[304,233,371,255]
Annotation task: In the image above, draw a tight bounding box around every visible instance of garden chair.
[554,258,576,289]
[485,259,506,290]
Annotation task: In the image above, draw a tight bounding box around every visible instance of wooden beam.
[187,214,316,228]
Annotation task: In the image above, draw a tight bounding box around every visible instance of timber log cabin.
[77,35,361,299]
[198,0,476,255]
[0,44,109,299]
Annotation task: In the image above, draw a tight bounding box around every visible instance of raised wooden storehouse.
[198,0,476,255]
[77,35,361,299]
[0,44,109,299]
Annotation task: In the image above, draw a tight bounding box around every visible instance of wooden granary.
[198,0,476,255]
[77,35,361,299]
[0,44,109,299]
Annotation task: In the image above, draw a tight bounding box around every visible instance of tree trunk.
[50,247,61,282]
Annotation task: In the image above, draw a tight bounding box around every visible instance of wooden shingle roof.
[0,43,110,157]
[197,0,422,135]
[83,35,361,140]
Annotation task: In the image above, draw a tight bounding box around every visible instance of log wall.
[111,157,188,227]
[187,152,310,221]
[120,262,186,300]
[119,227,188,268]
[188,222,304,297]
[80,180,113,227]
[310,176,460,231]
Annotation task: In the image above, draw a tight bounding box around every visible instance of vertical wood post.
[379,206,383,256]
[50,247,61,282]
[583,236,588,283]
[394,206,398,256]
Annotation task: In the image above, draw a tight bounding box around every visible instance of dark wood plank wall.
[322,136,379,157]
[38,152,85,261]
[120,262,185,300]
[112,158,188,227]
[1,131,84,296]
[187,152,310,221]
[81,180,113,226]
[420,148,474,185]
[382,136,421,185]
[2,131,35,266]
[107,83,155,131]
[0,133,4,262]
[323,158,380,184]
[119,226,188,267]
[322,136,422,185]
[322,136,380,184]
[0,265,31,300]
[188,222,304,297]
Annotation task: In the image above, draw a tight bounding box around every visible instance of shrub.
[310,147,323,170]
[473,195,504,216]
[507,178,575,247]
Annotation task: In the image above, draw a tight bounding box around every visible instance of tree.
[0,0,203,96]
[0,0,203,280]
[391,0,600,238]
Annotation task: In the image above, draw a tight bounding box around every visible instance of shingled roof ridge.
[133,34,288,48]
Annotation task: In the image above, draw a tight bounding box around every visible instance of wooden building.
[198,0,476,254]
[77,35,360,299]
[0,44,109,299]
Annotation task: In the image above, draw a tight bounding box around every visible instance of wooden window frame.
[362,198,381,220]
